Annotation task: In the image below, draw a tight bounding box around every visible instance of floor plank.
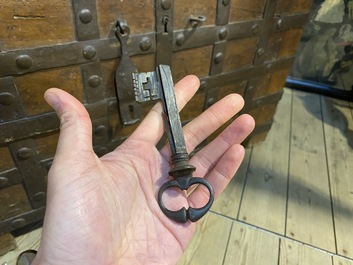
[237,89,292,234]
[321,96,353,259]
[286,90,336,252]
[177,213,232,265]
[333,256,353,265]
[223,221,279,265]
[0,228,41,265]
[279,238,332,265]
[211,148,251,218]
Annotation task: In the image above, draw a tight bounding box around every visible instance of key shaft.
[134,65,187,157]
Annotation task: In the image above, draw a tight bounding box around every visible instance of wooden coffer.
[0,0,312,234]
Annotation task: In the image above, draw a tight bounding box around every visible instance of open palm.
[33,75,255,265]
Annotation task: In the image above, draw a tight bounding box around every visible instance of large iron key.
[133,65,214,223]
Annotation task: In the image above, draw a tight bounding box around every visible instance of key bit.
[133,65,214,223]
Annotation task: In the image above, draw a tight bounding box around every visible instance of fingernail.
[44,90,60,111]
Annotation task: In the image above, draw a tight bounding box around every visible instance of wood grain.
[322,96,353,258]
[223,38,258,73]
[177,213,232,265]
[0,184,32,221]
[223,221,279,264]
[15,66,84,116]
[174,0,217,30]
[0,0,75,51]
[238,89,291,234]
[211,148,251,218]
[230,0,266,21]
[172,46,213,81]
[286,91,335,252]
[279,238,332,265]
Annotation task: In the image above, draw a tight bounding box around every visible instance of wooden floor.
[1,88,353,265]
[178,88,353,265]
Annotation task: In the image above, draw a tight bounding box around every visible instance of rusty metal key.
[133,65,214,223]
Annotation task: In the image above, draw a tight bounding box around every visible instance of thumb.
[44,88,94,163]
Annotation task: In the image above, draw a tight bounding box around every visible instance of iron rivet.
[214,52,224,64]
[176,33,185,46]
[34,192,46,201]
[139,37,152,51]
[252,24,259,35]
[207,97,216,105]
[266,63,273,73]
[161,0,172,10]
[83,45,96,59]
[222,0,230,6]
[277,19,283,29]
[257,48,265,57]
[95,125,107,137]
[248,85,255,92]
[0,176,8,186]
[88,75,101,87]
[79,9,92,24]
[12,218,26,229]
[16,55,32,69]
[200,81,208,90]
[108,101,118,111]
[219,28,228,40]
[0,92,15,106]
[17,147,33,160]
[96,147,108,157]
[45,161,52,171]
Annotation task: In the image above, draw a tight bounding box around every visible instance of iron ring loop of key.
[157,176,214,223]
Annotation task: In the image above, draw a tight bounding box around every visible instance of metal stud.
[16,55,32,69]
[0,92,14,106]
[219,28,228,40]
[277,19,283,29]
[161,0,172,10]
[12,218,26,229]
[139,37,152,51]
[214,52,224,64]
[88,75,101,87]
[222,0,230,6]
[252,24,259,35]
[176,33,185,46]
[79,9,93,24]
[17,147,33,160]
[207,97,216,105]
[200,81,208,90]
[94,125,107,137]
[257,48,265,57]
[96,147,108,157]
[82,45,96,59]
[34,192,46,201]
[0,176,8,187]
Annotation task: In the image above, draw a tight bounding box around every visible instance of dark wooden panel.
[0,184,32,221]
[223,38,258,73]
[15,66,84,116]
[0,147,15,171]
[229,0,266,22]
[172,46,213,81]
[96,0,155,38]
[0,0,75,51]
[174,0,217,30]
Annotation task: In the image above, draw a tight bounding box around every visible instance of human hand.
[32,75,255,265]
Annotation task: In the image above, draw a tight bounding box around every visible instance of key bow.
[158,175,214,223]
